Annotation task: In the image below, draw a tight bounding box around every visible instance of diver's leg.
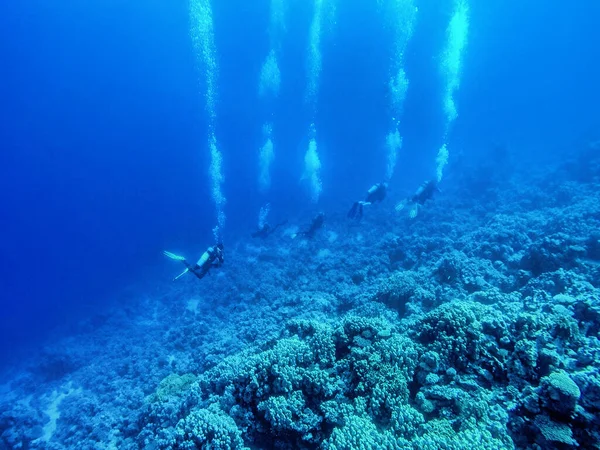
[194,267,209,280]
[347,202,358,218]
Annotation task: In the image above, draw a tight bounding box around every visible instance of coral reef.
[1,148,599,449]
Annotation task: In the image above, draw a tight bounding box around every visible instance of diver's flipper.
[395,199,407,212]
[409,204,419,219]
[173,268,189,281]
[163,251,186,261]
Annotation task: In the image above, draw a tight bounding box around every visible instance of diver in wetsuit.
[251,220,288,239]
[163,243,224,281]
[347,182,388,219]
[295,212,325,239]
[395,180,439,219]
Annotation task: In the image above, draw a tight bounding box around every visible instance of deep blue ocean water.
[0,1,599,446]
[1,0,598,362]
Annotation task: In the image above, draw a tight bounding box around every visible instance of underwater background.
[1,0,599,448]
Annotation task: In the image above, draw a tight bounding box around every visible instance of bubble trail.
[189,0,226,235]
[384,0,417,182]
[257,0,287,193]
[436,0,469,183]
[303,0,335,203]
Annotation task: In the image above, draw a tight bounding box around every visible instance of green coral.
[162,309,518,448]
[534,415,577,446]
[377,270,435,311]
[540,370,581,415]
[413,418,514,450]
[175,403,246,449]
[152,373,197,402]
[343,333,418,425]
[416,300,484,371]
[257,390,321,440]
[322,414,408,450]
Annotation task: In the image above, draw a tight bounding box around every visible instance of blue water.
[0,0,598,361]
[0,0,599,447]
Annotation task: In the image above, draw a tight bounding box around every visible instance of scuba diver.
[251,219,288,239]
[395,180,439,219]
[347,182,388,219]
[294,212,325,239]
[163,243,224,281]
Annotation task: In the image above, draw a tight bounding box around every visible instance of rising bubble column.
[258,0,286,193]
[302,0,335,203]
[385,0,417,182]
[436,0,469,183]
[190,0,226,239]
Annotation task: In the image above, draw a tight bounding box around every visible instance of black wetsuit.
[410,180,438,205]
[184,244,224,280]
[365,183,387,203]
[251,220,288,239]
[297,213,325,238]
[348,183,387,219]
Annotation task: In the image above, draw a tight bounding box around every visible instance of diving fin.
[173,268,189,281]
[163,251,186,261]
[409,204,419,219]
